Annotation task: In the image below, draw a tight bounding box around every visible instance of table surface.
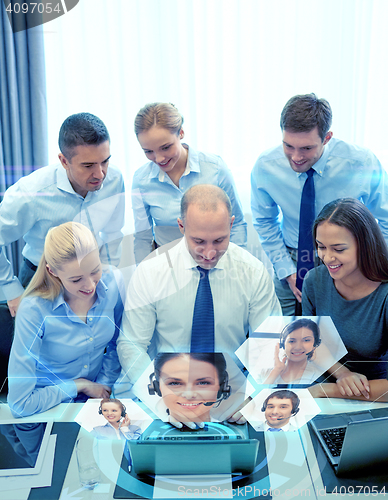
[1,398,388,500]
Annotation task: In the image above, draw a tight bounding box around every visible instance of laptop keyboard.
[319,427,346,457]
[145,435,243,441]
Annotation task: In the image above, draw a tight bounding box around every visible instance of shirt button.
[89,337,93,342]
[88,317,93,322]
[84,365,88,369]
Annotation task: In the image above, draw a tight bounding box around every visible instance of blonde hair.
[23,222,99,301]
[134,102,183,136]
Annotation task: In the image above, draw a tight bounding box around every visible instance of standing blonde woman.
[132,103,247,263]
[8,222,124,417]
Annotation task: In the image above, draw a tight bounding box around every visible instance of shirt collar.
[296,141,331,179]
[265,421,290,431]
[57,163,79,195]
[186,145,200,173]
[52,277,108,311]
[147,144,195,182]
[56,163,106,200]
[312,141,331,176]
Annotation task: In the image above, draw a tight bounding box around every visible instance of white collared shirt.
[264,421,296,432]
[117,238,281,384]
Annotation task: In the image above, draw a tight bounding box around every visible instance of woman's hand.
[273,343,288,373]
[308,383,326,398]
[335,370,370,399]
[263,343,287,384]
[227,410,247,425]
[309,379,388,401]
[7,296,22,317]
[119,414,131,428]
[75,379,111,399]
[167,413,205,430]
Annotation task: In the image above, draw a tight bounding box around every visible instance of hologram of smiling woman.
[263,318,321,385]
[280,318,321,361]
[148,353,230,423]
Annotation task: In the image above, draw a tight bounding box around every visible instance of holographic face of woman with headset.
[264,318,321,385]
[148,353,231,425]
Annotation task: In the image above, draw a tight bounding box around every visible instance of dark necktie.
[296,168,315,292]
[191,267,215,352]
[267,427,283,432]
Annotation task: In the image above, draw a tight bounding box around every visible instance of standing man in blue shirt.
[251,93,388,315]
[0,112,125,317]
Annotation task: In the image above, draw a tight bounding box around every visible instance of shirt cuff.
[0,279,25,301]
[273,259,296,281]
[57,380,78,400]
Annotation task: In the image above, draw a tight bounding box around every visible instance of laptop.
[127,420,259,475]
[309,407,388,476]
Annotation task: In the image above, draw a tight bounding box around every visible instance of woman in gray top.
[303,198,388,401]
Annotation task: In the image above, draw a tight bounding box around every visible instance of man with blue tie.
[116,184,281,389]
[251,93,388,315]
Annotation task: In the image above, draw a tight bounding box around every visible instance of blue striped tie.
[191,266,215,352]
[296,168,315,291]
[267,427,282,432]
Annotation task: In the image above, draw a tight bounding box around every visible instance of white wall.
[43,0,388,222]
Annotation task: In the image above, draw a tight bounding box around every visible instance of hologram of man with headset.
[261,389,300,429]
[148,353,231,420]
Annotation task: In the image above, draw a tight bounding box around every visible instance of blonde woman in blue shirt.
[8,222,124,417]
[132,102,247,263]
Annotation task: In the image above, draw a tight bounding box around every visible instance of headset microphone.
[202,391,231,408]
[203,400,220,407]
[202,373,232,408]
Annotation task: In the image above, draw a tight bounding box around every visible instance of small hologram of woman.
[263,318,322,384]
[92,398,142,441]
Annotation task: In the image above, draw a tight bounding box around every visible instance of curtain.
[0,1,48,283]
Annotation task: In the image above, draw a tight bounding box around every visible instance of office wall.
[43,0,388,220]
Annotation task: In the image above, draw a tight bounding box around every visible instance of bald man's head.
[178,185,234,269]
[180,185,232,223]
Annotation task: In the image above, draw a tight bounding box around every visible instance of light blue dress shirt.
[91,422,142,440]
[132,145,247,263]
[8,271,124,417]
[0,163,125,301]
[251,138,388,280]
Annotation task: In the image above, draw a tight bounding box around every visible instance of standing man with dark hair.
[251,93,388,315]
[0,112,125,317]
